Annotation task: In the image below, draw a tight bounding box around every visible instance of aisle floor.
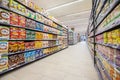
[1,42,99,80]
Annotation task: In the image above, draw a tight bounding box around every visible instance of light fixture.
[64,10,91,17]
[61,18,88,23]
[47,0,83,12]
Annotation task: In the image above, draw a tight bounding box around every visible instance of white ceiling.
[33,0,92,33]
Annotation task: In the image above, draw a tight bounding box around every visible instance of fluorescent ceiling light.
[47,0,83,11]
[61,18,88,23]
[64,10,91,17]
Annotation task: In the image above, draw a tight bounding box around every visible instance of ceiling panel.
[48,0,92,17]
[33,0,75,9]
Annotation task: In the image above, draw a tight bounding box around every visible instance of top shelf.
[15,0,67,30]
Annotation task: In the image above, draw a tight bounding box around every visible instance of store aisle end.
[1,42,99,80]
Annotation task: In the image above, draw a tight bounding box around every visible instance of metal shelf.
[0,47,68,75]
[0,22,63,36]
[14,0,66,31]
[90,0,120,32]
[1,44,61,56]
[96,42,120,50]
[0,39,59,41]
[0,6,64,31]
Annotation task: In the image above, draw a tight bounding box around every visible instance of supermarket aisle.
[1,42,99,80]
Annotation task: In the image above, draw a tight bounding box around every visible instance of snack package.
[30,51,35,60]
[9,41,18,53]
[31,20,36,29]
[0,41,8,54]
[36,22,43,31]
[0,26,9,40]
[10,12,19,25]
[35,32,43,40]
[36,13,42,21]
[35,41,42,49]
[8,54,19,68]
[26,9,36,19]
[35,49,41,59]
[18,4,26,15]
[9,0,18,12]
[17,41,25,52]
[26,30,31,40]
[0,55,8,72]
[10,27,19,39]
[18,28,26,39]
[17,53,25,64]
[18,15,26,27]
[30,41,35,49]
[0,8,10,24]
[25,42,30,50]
[31,31,35,39]
[26,19,34,29]
[27,0,34,9]
[0,0,9,8]
[115,49,120,67]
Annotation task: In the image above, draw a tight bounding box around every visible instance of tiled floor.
[0,41,99,80]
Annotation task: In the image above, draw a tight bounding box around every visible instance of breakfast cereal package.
[8,41,18,53]
[0,41,8,54]
[17,41,25,52]
[0,0,9,8]
[26,30,31,40]
[18,4,26,15]
[0,55,8,72]
[25,42,31,50]
[18,15,26,27]
[9,0,18,12]
[17,53,25,64]
[10,27,19,39]
[10,12,19,25]
[18,28,26,39]
[0,8,10,24]
[8,54,18,68]
[31,31,35,39]
[0,26,9,40]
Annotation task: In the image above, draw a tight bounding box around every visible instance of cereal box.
[0,41,8,54]
[0,8,10,24]
[0,26,9,40]
[10,27,19,39]
[9,41,18,53]
[17,41,25,52]
[18,15,26,27]
[10,12,19,25]
[18,28,26,39]
[0,55,8,72]
[0,0,9,8]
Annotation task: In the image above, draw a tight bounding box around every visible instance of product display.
[0,8,10,24]
[87,0,120,80]
[0,26,9,40]
[0,0,68,75]
[0,55,8,72]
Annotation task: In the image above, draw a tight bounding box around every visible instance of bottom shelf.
[0,47,68,75]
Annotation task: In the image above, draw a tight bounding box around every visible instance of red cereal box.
[30,41,35,49]
[10,27,19,39]
[18,28,26,39]
[10,12,18,25]
[18,15,26,27]
[25,42,30,50]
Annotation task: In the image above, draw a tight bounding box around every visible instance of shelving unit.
[0,0,68,75]
[87,0,120,80]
